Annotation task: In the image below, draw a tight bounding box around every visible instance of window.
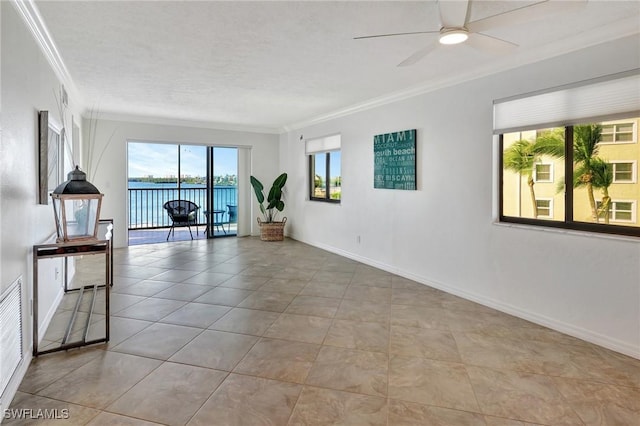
[496,71,640,237]
[601,122,636,144]
[611,161,636,183]
[596,200,636,223]
[500,118,640,236]
[306,134,341,202]
[535,199,553,218]
[534,163,553,182]
[501,128,564,222]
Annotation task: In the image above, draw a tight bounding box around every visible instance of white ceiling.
[33,1,640,133]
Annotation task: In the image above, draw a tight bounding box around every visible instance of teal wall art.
[373,129,417,190]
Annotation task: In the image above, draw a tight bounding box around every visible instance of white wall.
[282,35,640,358]
[85,119,280,248]
[0,3,84,412]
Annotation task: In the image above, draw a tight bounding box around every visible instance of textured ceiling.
[34,1,640,132]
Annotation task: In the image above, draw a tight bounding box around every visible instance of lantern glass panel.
[52,197,64,238]
[64,198,99,239]
[52,193,103,242]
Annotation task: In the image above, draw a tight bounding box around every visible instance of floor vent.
[0,277,23,397]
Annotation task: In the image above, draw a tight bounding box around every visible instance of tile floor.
[8,237,640,425]
[128,225,237,246]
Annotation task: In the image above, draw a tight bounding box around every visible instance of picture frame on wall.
[373,129,417,190]
[38,110,63,205]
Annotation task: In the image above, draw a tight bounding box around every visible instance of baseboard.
[291,233,640,360]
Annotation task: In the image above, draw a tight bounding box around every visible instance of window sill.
[308,198,341,204]
[492,221,640,243]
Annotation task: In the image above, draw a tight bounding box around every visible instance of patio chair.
[163,200,199,240]
[227,205,238,233]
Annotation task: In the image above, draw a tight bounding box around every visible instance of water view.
[128,181,237,229]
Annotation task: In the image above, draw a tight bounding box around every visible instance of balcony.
[128,186,237,245]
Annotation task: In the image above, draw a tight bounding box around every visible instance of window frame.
[499,124,640,238]
[533,162,554,183]
[599,120,637,145]
[534,198,553,218]
[610,160,637,183]
[308,150,341,203]
[596,200,636,223]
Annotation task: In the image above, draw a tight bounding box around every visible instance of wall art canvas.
[374,129,417,190]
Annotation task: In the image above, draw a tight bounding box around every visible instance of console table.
[32,220,113,356]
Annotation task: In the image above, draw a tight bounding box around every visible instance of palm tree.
[573,124,603,222]
[590,158,614,224]
[503,131,564,218]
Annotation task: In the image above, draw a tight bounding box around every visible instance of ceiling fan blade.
[438,0,470,28]
[467,0,587,34]
[398,42,439,67]
[354,30,438,40]
[466,32,518,55]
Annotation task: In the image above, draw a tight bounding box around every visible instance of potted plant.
[250,172,288,241]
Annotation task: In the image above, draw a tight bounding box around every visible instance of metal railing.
[128,186,237,230]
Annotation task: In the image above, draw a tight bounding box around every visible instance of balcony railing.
[128,186,237,230]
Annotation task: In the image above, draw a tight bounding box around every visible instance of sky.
[128,142,237,178]
[129,141,342,179]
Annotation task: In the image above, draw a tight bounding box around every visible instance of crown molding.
[82,110,282,135]
[11,0,82,105]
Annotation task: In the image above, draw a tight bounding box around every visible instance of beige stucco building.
[503,117,640,228]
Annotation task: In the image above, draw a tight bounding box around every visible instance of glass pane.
[617,132,633,142]
[616,202,633,210]
[616,163,632,172]
[535,200,550,216]
[601,133,614,143]
[128,142,179,187]
[616,211,632,221]
[617,123,634,133]
[212,147,238,236]
[313,154,326,198]
[180,145,207,221]
[573,118,640,226]
[329,151,341,201]
[535,164,551,181]
[502,128,565,221]
[614,163,633,181]
[128,142,179,232]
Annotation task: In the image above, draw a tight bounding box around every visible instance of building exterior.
[502,117,640,228]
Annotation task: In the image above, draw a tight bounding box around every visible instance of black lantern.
[51,166,104,243]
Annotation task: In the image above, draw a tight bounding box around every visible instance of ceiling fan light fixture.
[439,28,469,45]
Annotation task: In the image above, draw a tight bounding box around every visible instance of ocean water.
[128,181,237,228]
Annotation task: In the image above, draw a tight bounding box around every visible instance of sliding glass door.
[128,142,238,244]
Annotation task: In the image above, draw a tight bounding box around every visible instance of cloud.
[127,143,237,178]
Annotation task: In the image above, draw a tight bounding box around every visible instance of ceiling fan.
[354,0,585,67]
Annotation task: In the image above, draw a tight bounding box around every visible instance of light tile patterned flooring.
[128,225,238,246]
[9,237,640,425]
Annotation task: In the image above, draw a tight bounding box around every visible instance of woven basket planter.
[257,217,287,241]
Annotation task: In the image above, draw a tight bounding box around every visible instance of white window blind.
[305,134,341,155]
[494,70,640,134]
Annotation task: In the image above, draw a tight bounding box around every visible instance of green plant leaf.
[273,172,288,189]
[251,173,287,221]
[269,186,282,202]
[250,175,265,204]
